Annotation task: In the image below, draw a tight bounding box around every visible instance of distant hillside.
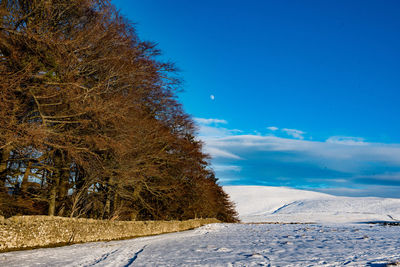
[224,186,400,223]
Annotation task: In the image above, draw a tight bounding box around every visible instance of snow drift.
[224,186,400,223]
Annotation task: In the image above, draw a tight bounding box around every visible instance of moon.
[210,94,215,100]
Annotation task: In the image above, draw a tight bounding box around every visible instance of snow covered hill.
[224,186,400,223]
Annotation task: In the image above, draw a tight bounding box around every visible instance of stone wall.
[0,216,219,252]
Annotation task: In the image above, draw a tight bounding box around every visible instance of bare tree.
[0,0,238,222]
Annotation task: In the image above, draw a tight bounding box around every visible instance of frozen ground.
[2,185,400,266]
[2,223,400,266]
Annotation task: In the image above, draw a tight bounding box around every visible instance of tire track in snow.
[85,249,119,266]
[123,245,147,267]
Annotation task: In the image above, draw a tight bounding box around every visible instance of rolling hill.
[224,186,400,223]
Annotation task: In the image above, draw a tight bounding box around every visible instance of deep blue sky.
[112,0,400,197]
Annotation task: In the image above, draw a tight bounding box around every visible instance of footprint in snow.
[242,253,266,259]
[215,247,233,253]
[249,253,264,259]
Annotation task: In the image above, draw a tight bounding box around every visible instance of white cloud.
[199,124,400,172]
[326,136,366,146]
[356,172,400,182]
[281,128,305,139]
[267,126,279,131]
[315,185,400,198]
[195,118,400,197]
[197,126,245,140]
[197,125,231,138]
[206,134,400,166]
[204,147,242,159]
[194,118,227,125]
[194,118,243,141]
[213,165,242,172]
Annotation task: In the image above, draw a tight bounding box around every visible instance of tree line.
[0,0,238,222]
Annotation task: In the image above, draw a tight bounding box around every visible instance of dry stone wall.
[0,216,219,252]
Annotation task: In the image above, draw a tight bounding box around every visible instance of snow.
[2,185,400,266]
[2,223,400,266]
[224,185,400,223]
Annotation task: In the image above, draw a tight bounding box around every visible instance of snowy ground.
[2,185,400,266]
[2,223,400,266]
[224,186,400,223]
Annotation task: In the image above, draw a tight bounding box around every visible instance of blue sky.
[112,0,400,197]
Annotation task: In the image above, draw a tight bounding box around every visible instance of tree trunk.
[48,150,63,216]
[48,173,60,216]
[21,161,32,193]
[112,192,119,219]
[103,177,115,219]
[57,165,69,216]
[0,146,12,192]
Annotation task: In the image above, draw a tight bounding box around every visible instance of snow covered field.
[2,185,400,266]
[224,186,400,223]
[2,223,400,266]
